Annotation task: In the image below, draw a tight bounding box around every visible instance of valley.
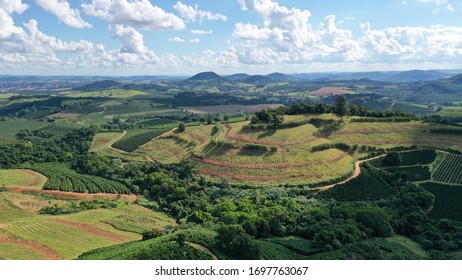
[1,71,462,260]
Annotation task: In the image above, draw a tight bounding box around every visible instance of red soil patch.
[3,187,137,202]
[224,124,319,147]
[50,219,130,242]
[310,87,350,95]
[184,131,206,144]
[144,146,183,159]
[198,169,322,181]
[21,170,43,187]
[199,152,348,169]
[48,113,81,119]
[0,233,63,260]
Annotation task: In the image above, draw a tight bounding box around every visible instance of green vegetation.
[112,128,173,152]
[39,199,127,215]
[373,150,437,167]
[386,166,431,182]
[432,153,462,185]
[319,166,397,201]
[430,127,462,135]
[423,182,462,222]
[78,227,220,260]
[0,169,47,188]
[32,163,130,194]
[2,80,462,261]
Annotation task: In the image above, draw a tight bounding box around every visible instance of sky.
[1,0,462,75]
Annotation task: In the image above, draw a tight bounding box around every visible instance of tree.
[382,152,401,166]
[178,122,186,132]
[112,115,121,124]
[142,228,164,240]
[223,115,230,121]
[333,96,349,122]
[216,225,262,259]
[272,115,284,129]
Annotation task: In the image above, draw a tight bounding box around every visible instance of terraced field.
[330,121,462,150]
[0,190,176,259]
[141,137,193,164]
[90,131,126,153]
[134,116,462,186]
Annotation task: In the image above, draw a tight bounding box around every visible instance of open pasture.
[0,169,47,189]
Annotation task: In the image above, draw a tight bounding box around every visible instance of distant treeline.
[351,117,413,123]
[430,127,462,135]
[250,100,418,125]
[244,118,336,130]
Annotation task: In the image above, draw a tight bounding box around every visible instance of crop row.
[432,153,462,185]
[32,163,130,194]
[112,128,172,152]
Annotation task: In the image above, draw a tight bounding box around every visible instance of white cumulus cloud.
[82,0,185,30]
[109,24,149,53]
[35,0,92,29]
[191,29,212,35]
[0,0,29,14]
[173,1,227,22]
[169,36,185,43]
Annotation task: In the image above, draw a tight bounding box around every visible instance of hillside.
[185,71,229,83]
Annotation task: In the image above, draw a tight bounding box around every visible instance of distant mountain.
[226,73,251,81]
[291,70,462,82]
[388,70,453,82]
[448,74,462,85]
[243,75,276,85]
[73,80,121,92]
[266,72,299,82]
[185,72,229,83]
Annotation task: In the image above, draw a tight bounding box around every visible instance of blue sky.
[1,0,462,75]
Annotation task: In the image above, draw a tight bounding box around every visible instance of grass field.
[91,131,126,152]
[136,116,462,186]
[67,89,147,99]
[181,104,283,114]
[330,121,462,150]
[0,119,47,139]
[0,189,176,259]
[42,121,83,135]
[0,169,47,189]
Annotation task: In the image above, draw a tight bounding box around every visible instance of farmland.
[0,172,176,260]
[432,153,462,185]
[422,182,462,222]
[31,163,130,194]
[0,169,47,188]
[1,73,462,261]
[134,116,462,187]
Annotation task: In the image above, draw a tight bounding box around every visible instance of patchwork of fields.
[121,116,462,187]
[0,190,175,260]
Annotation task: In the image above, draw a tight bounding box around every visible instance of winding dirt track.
[316,149,423,191]
[316,154,387,191]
